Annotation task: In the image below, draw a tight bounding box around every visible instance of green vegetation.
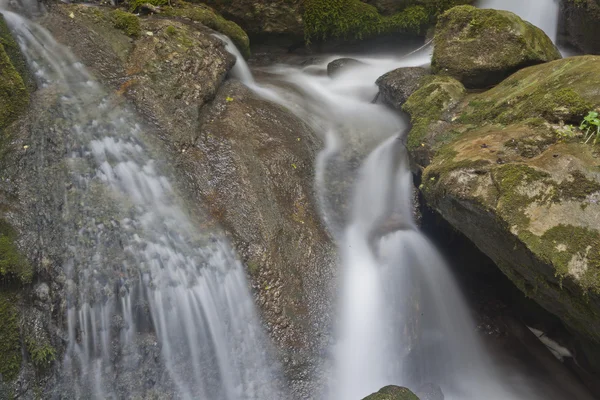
[0,15,34,92]
[303,0,428,43]
[581,111,600,144]
[0,37,29,131]
[128,0,167,12]
[0,291,21,381]
[0,219,32,284]
[26,336,56,368]
[163,2,250,58]
[402,75,465,151]
[111,10,141,38]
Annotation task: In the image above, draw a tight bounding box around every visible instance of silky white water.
[220,34,551,399]
[2,6,282,399]
[478,0,560,42]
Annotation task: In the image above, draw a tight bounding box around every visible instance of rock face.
[404,56,600,375]
[376,66,430,110]
[203,0,304,39]
[35,3,335,395]
[363,385,420,400]
[327,57,365,77]
[432,5,561,88]
[562,0,600,54]
[175,80,336,391]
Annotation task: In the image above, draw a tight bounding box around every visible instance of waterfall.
[477,0,560,43]
[217,34,550,399]
[2,7,283,400]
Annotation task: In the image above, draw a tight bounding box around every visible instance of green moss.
[128,0,167,12]
[111,10,141,38]
[25,336,56,368]
[431,5,561,87]
[555,170,600,201]
[459,56,600,125]
[0,220,32,284]
[303,0,429,43]
[402,75,465,151]
[0,15,34,92]
[0,290,21,381]
[0,40,28,131]
[165,25,177,36]
[163,2,250,58]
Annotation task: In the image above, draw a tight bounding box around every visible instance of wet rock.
[363,385,420,400]
[376,66,430,110]
[432,5,561,88]
[327,57,365,77]
[562,0,600,54]
[33,283,50,304]
[415,382,443,400]
[175,79,336,389]
[203,0,304,39]
[404,55,600,386]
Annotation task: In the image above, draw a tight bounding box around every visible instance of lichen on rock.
[431,5,561,88]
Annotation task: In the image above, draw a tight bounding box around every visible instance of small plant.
[581,111,600,144]
[555,123,576,140]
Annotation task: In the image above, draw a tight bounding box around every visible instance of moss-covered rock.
[404,56,600,370]
[0,15,29,131]
[401,74,465,165]
[0,220,33,284]
[432,5,561,88]
[162,1,250,58]
[563,0,600,55]
[363,385,420,400]
[376,66,430,110]
[111,9,141,38]
[0,15,34,92]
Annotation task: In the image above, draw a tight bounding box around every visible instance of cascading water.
[218,36,563,400]
[477,0,560,42]
[2,6,282,399]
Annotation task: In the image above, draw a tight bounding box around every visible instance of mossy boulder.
[405,56,600,372]
[111,9,141,38]
[0,15,29,131]
[376,66,430,110]
[162,1,250,59]
[202,0,304,39]
[432,5,561,88]
[401,74,465,165]
[562,0,600,55]
[363,385,420,400]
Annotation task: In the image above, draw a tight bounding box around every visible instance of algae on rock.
[362,385,420,400]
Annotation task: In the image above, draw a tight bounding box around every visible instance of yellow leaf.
[226,96,234,102]
[291,163,297,169]
[69,12,75,19]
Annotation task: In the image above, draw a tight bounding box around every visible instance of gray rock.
[562,0,600,54]
[416,382,444,400]
[376,67,430,110]
[327,57,365,77]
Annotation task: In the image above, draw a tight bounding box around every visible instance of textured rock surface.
[562,0,600,55]
[203,0,304,38]
[174,80,336,394]
[404,56,600,376]
[36,3,335,396]
[376,66,430,110]
[363,385,420,400]
[432,5,561,88]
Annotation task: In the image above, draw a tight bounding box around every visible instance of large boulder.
[363,385,420,400]
[432,5,561,88]
[404,56,600,375]
[40,4,336,393]
[202,0,304,39]
[376,66,430,110]
[562,0,600,54]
